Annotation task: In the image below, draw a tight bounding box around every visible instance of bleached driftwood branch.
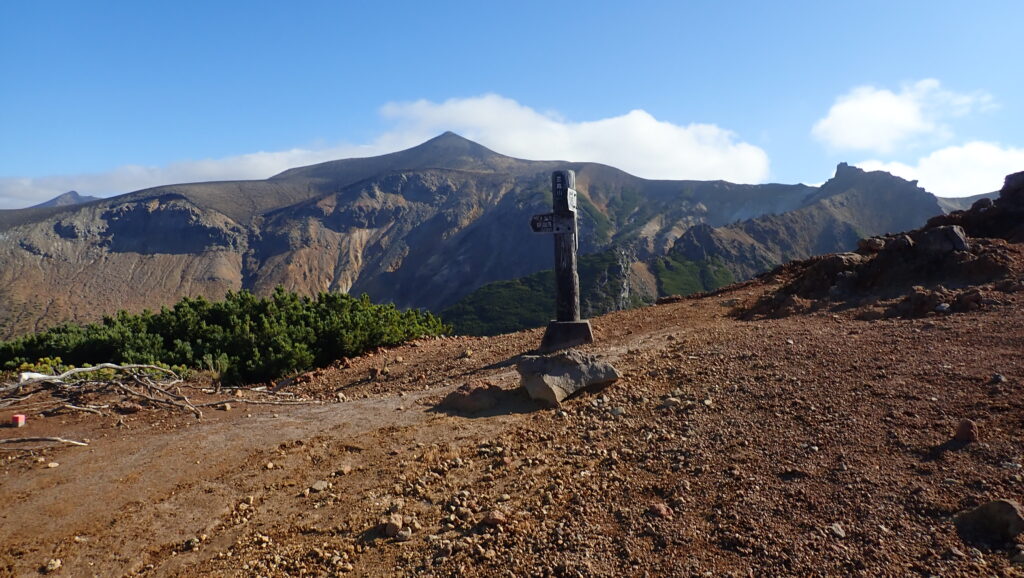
[0,437,88,447]
[16,364,180,387]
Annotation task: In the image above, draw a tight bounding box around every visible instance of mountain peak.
[272,132,529,183]
[825,162,924,192]
[405,131,505,162]
[30,190,101,209]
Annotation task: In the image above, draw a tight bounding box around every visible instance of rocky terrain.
[1,173,1022,577]
[0,133,947,339]
[673,163,942,281]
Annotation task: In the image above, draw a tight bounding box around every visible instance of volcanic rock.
[517,350,622,406]
[954,500,1024,544]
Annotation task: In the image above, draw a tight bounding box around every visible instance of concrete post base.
[539,320,594,353]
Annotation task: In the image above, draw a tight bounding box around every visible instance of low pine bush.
[0,288,450,384]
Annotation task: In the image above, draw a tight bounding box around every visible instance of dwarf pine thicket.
[0,288,450,384]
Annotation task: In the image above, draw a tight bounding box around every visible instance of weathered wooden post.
[530,170,594,352]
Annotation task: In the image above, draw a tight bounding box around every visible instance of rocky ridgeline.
[928,170,1024,242]
[741,171,1024,320]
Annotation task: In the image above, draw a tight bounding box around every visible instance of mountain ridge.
[0,133,955,339]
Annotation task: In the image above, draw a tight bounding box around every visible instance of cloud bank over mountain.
[812,79,994,154]
[815,79,1019,197]
[0,96,769,209]
[4,80,1017,209]
[858,141,1024,196]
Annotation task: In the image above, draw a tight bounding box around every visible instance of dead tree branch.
[110,381,203,419]
[15,364,181,387]
[0,437,88,446]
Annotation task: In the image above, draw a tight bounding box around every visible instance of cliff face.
[673,163,944,280]
[0,137,945,339]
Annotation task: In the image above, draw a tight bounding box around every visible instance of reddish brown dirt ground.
[2,263,1024,577]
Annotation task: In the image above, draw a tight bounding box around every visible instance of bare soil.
[3,254,1024,577]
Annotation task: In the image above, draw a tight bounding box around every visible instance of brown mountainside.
[0,135,943,338]
[673,163,942,280]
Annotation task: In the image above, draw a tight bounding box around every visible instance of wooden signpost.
[530,170,594,352]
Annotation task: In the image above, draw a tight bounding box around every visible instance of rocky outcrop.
[674,164,943,281]
[926,171,1024,242]
[739,170,1024,320]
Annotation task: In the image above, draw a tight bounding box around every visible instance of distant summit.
[31,190,100,208]
[272,131,532,182]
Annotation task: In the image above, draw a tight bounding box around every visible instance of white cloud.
[812,79,994,154]
[378,94,769,183]
[857,141,1024,197]
[0,94,770,209]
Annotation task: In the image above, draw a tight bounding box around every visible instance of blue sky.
[1,1,1022,208]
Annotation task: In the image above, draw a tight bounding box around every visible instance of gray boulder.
[517,349,621,406]
[911,225,970,253]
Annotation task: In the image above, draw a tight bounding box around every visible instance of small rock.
[954,419,980,443]
[395,527,413,542]
[829,523,847,538]
[481,510,507,527]
[935,303,951,313]
[46,462,59,469]
[991,373,1008,384]
[659,397,682,409]
[217,402,231,411]
[1012,549,1024,564]
[647,502,674,519]
[265,462,275,470]
[858,237,886,252]
[955,499,1024,544]
[384,513,404,537]
[610,406,626,417]
[113,401,143,414]
[336,464,353,476]
[310,480,330,493]
[43,559,62,573]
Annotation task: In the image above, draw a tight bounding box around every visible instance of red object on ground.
[11,414,26,427]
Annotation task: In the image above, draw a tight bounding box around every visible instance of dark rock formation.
[739,170,1024,320]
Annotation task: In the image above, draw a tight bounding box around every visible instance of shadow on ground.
[428,383,544,419]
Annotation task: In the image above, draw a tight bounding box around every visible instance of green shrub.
[0,288,450,384]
